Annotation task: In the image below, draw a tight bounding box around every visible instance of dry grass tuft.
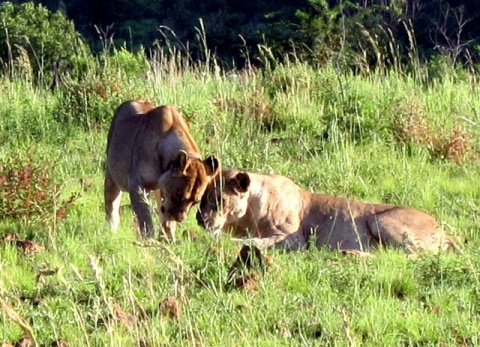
[393,98,476,164]
[159,296,182,320]
[215,89,280,131]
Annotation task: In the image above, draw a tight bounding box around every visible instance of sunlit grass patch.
[1,54,479,345]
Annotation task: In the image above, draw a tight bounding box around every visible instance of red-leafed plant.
[0,154,79,225]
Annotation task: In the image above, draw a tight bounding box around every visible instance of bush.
[108,46,150,79]
[54,77,125,129]
[52,47,148,129]
[0,154,78,225]
[392,98,477,164]
[0,2,92,84]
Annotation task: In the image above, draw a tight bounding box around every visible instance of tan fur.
[196,170,459,254]
[105,100,219,240]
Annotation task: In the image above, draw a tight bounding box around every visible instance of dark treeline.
[7,0,480,69]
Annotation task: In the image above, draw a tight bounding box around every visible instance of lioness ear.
[170,150,189,176]
[231,172,250,193]
[203,156,220,176]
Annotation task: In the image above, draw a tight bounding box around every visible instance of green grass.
[1,55,480,346]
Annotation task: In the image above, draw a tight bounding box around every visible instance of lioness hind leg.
[152,190,176,242]
[366,213,418,253]
[366,210,447,253]
[104,173,122,231]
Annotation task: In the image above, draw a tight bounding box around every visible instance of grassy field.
[1,54,480,346]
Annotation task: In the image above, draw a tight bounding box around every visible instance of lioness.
[105,100,219,240]
[196,170,459,254]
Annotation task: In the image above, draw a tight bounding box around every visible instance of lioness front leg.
[104,172,122,231]
[160,217,177,242]
[153,189,177,242]
[129,185,155,238]
[233,231,307,251]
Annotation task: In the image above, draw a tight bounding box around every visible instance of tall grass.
[0,44,479,346]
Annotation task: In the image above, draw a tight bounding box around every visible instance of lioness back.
[106,100,155,149]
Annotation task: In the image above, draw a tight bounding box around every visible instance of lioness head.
[196,170,251,234]
[159,151,219,222]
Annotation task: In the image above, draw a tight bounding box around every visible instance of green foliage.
[296,0,480,70]
[53,77,125,129]
[51,47,149,129]
[295,0,344,63]
[8,0,480,71]
[295,0,406,69]
[0,2,91,83]
[108,47,150,79]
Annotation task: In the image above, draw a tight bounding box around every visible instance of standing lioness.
[105,100,219,240]
[196,170,459,254]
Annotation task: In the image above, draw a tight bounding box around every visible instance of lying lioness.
[105,100,219,240]
[196,170,459,253]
